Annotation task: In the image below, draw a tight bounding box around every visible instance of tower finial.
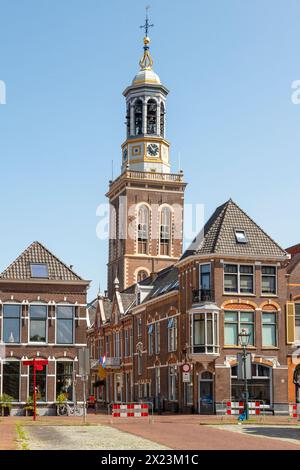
[140,5,154,37]
[139,6,154,71]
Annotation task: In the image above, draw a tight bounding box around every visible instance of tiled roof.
[0,241,84,281]
[181,199,288,260]
[144,265,179,302]
[120,293,136,313]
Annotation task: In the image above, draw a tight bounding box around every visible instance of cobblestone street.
[22,425,168,451]
[1,415,299,451]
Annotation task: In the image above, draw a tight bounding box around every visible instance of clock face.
[147,143,159,157]
[123,148,128,160]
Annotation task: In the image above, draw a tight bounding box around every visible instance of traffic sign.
[182,372,191,383]
[182,363,190,373]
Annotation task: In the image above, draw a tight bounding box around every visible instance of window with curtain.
[56,362,73,401]
[224,264,254,294]
[138,351,142,375]
[30,305,47,342]
[193,312,219,353]
[56,306,74,344]
[262,312,277,347]
[3,362,20,400]
[224,311,255,346]
[261,266,277,295]
[137,205,149,254]
[160,207,171,255]
[3,305,21,343]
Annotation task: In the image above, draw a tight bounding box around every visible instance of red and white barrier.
[226,401,265,415]
[112,403,149,418]
[289,403,299,418]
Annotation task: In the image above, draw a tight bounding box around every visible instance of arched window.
[147,99,157,134]
[160,102,165,137]
[134,99,143,136]
[137,205,149,254]
[231,363,271,405]
[137,270,148,283]
[160,206,171,255]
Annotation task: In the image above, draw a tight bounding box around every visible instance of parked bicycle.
[57,402,82,417]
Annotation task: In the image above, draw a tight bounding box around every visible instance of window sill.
[223,293,256,297]
[261,346,279,350]
[223,346,257,350]
[260,294,278,298]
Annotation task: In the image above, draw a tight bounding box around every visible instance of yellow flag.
[98,365,106,380]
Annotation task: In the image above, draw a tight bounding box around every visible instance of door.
[199,371,214,414]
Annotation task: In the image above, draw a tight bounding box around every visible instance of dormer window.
[30,263,49,278]
[235,230,247,244]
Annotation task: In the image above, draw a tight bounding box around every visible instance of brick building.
[0,241,89,415]
[285,243,300,404]
[87,20,296,415]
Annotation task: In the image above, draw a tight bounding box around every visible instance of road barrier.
[289,403,300,419]
[221,400,266,421]
[108,402,153,423]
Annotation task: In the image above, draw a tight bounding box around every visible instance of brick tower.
[106,15,186,298]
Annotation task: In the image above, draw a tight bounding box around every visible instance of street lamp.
[238,328,250,420]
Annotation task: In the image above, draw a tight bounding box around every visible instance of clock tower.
[106,14,187,298]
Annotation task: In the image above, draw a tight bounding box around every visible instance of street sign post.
[22,358,48,421]
[182,372,191,383]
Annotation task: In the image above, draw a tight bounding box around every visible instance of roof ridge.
[211,200,231,252]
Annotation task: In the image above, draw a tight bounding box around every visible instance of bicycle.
[57,402,82,417]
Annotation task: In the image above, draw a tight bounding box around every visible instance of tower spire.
[139,6,154,71]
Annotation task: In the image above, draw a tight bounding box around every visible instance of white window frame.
[224,310,255,346]
[223,263,255,295]
[2,303,22,345]
[148,324,154,355]
[55,304,75,346]
[191,311,219,354]
[167,318,177,352]
[28,303,48,345]
[261,265,277,296]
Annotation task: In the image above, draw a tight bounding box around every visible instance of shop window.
[56,362,73,401]
[3,361,20,401]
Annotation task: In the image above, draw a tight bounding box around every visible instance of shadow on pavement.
[243,427,300,441]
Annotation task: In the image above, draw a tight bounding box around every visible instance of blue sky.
[0,0,299,299]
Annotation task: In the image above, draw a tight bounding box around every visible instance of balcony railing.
[192,289,215,304]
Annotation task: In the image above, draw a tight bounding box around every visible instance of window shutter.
[286,302,296,344]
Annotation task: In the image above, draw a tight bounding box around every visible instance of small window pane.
[262,266,276,275]
[240,265,253,274]
[30,264,49,278]
[224,312,238,322]
[224,264,238,273]
[224,323,237,345]
[240,312,253,323]
[57,306,74,319]
[262,313,276,324]
[30,305,47,319]
[224,274,238,292]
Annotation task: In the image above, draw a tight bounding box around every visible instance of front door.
[199,371,214,414]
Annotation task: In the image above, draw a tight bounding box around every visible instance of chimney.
[150,258,156,281]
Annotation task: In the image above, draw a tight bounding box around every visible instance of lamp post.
[238,328,250,420]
